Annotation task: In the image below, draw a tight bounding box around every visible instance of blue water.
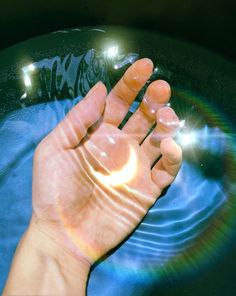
[0,96,235,295]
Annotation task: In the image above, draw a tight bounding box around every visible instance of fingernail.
[155,80,170,89]
[141,58,153,66]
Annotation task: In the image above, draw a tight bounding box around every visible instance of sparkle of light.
[20,92,27,99]
[179,120,186,128]
[177,131,197,147]
[27,64,35,71]
[23,63,35,73]
[108,136,116,144]
[105,45,119,58]
[24,75,32,87]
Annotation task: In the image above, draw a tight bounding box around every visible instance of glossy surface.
[0,26,236,295]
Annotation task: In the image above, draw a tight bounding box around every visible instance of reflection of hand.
[32,58,182,264]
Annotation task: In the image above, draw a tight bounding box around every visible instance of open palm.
[32,58,182,264]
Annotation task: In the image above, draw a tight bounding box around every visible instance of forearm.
[3,218,90,296]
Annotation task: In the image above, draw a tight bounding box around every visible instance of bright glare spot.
[27,64,35,71]
[154,67,159,73]
[177,131,197,147]
[23,63,35,73]
[91,146,137,187]
[20,92,27,99]
[105,45,118,58]
[108,136,116,144]
[179,120,186,128]
[24,75,32,87]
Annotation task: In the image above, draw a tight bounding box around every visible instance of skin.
[3,58,182,295]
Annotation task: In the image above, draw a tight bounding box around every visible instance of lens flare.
[88,89,236,285]
[22,63,36,73]
[24,75,32,87]
[22,63,36,88]
[177,131,197,147]
[105,45,119,59]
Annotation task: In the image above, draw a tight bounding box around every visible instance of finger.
[141,107,180,166]
[122,80,171,143]
[103,58,153,127]
[47,82,107,149]
[151,137,182,191]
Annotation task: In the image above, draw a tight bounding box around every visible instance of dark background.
[0,0,235,62]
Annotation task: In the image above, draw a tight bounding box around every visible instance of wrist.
[4,215,91,295]
[28,215,91,281]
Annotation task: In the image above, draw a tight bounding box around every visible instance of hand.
[32,58,182,265]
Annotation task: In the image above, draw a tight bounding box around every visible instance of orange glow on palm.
[89,146,137,187]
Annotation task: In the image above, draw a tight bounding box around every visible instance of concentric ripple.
[0,33,236,296]
[1,92,235,290]
[88,89,236,290]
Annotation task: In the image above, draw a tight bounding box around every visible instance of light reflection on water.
[0,94,235,290]
[0,31,236,295]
